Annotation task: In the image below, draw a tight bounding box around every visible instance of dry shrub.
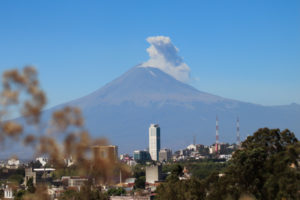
[2,121,23,138]
[239,193,257,200]
[0,66,130,199]
[23,185,50,200]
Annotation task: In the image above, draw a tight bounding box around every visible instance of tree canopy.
[156,128,300,200]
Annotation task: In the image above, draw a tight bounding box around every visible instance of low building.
[146,165,162,184]
[186,144,196,151]
[0,161,5,168]
[64,157,74,167]
[209,145,216,154]
[48,187,64,199]
[120,154,136,166]
[6,158,20,169]
[25,168,36,186]
[62,176,88,190]
[219,154,232,160]
[36,157,48,167]
[4,185,14,199]
[122,178,136,191]
[120,154,131,161]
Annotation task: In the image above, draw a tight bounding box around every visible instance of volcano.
[47,65,300,153]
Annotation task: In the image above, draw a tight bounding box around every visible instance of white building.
[186,144,197,151]
[146,165,162,184]
[149,124,160,161]
[4,185,14,199]
[64,157,74,167]
[7,158,20,169]
[36,157,48,167]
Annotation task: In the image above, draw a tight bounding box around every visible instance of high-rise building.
[159,149,172,162]
[92,145,118,162]
[133,150,151,162]
[149,124,161,161]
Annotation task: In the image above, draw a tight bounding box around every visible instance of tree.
[156,128,299,200]
[134,176,145,189]
[107,187,126,196]
[14,189,27,200]
[59,186,109,200]
[59,189,78,200]
[8,174,24,185]
[0,189,3,198]
[29,160,42,168]
[170,164,183,177]
[156,177,206,200]
[207,128,300,200]
[132,164,145,179]
[27,177,36,193]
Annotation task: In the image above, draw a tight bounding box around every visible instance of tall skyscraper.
[149,124,161,161]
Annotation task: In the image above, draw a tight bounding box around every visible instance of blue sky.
[0,0,299,107]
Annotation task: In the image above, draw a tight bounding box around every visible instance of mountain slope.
[70,66,227,107]
[48,66,300,153]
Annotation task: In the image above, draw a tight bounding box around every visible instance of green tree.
[8,174,24,185]
[132,164,145,179]
[156,128,300,200]
[14,189,27,200]
[207,128,300,200]
[170,164,183,177]
[156,177,206,200]
[27,177,36,193]
[107,187,126,196]
[134,176,145,189]
[59,189,78,200]
[60,187,109,200]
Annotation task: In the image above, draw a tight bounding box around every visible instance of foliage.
[52,165,79,179]
[163,161,226,180]
[157,164,207,199]
[8,174,24,185]
[156,177,206,200]
[107,187,126,196]
[207,128,300,200]
[59,187,109,200]
[27,177,36,193]
[14,189,27,200]
[0,168,25,180]
[132,164,145,179]
[28,160,43,168]
[156,128,300,200]
[189,161,226,179]
[134,176,145,189]
[59,189,78,200]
